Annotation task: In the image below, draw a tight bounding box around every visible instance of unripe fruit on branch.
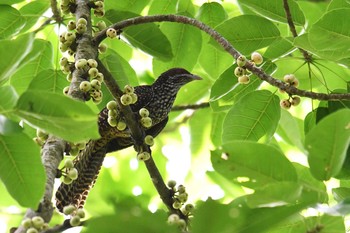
[106,100,117,110]
[238,75,250,84]
[167,214,180,224]
[144,135,154,146]
[63,176,73,184]
[70,216,81,227]
[107,117,117,127]
[234,67,245,77]
[77,18,87,25]
[106,28,117,38]
[251,51,263,65]
[108,109,117,118]
[98,43,107,53]
[26,227,38,233]
[76,24,87,34]
[60,57,68,66]
[177,185,186,193]
[21,218,32,229]
[63,86,70,96]
[124,85,134,94]
[77,209,85,218]
[97,20,107,31]
[88,68,99,78]
[65,32,76,42]
[167,180,177,188]
[67,20,76,30]
[64,159,74,169]
[79,81,91,92]
[31,216,44,229]
[280,99,291,109]
[87,59,98,68]
[236,55,247,67]
[68,168,78,180]
[139,108,149,117]
[120,94,132,105]
[172,201,182,209]
[63,205,76,215]
[291,96,301,106]
[75,59,87,69]
[117,121,127,131]
[141,117,152,128]
[95,72,104,82]
[137,151,150,161]
[130,93,138,104]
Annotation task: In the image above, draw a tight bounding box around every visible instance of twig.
[42,219,86,233]
[94,14,350,101]
[50,0,62,23]
[96,59,187,219]
[282,0,312,62]
[172,102,209,111]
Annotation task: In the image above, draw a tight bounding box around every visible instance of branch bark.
[94,14,350,101]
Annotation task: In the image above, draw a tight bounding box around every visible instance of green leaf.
[0,85,18,116]
[197,2,227,28]
[0,116,22,135]
[213,15,280,54]
[0,33,34,85]
[333,187,350,202]
[19,0,50,33]
[238,0,305,25]
[245,182,302,208]
[104,0,151,14]
[222,90,280,143]
[83,211,178,233]
[308,9,350,60]
[27,69,67,94]
[192,198,313,233]
[176,0,195,16]
[211,141,297,189]
[148,0,176,15]
[104,10,173,60]
[276,110,305,151]
[210,111,226,147]
[0,132,45,208]
[327,0,350,11]
[153,21,202,76]
[189,108,211,154]
[100,50,138,87]
[305,109,350,180]
[15,90,99,142]
[199,44,233,80]
[0,5,25,39]
[264,37,294,60]
[10,39,53,94]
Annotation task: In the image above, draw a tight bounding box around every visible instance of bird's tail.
[55,139,107,212]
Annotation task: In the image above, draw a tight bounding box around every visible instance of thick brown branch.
[94,14,350,101]
[282,0,312,62]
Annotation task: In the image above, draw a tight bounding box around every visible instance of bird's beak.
[191,74,202,80]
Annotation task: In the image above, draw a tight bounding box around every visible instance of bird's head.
[154,68,202,89]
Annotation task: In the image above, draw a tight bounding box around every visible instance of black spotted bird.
[55,68,201,212]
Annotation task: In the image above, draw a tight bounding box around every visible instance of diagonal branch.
[94,14,350,101]
[282,0,312,62]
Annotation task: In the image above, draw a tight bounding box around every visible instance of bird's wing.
[131,85,154,111]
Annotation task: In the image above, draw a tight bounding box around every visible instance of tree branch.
[282,0,312,62]
[172,102,209,111]
[94,14,350,101]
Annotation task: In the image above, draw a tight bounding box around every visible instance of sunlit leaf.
[27,69,67,94]
[197,2,227,28]
[15,90,99,142]
[0,132,45,208]
[0,86,18,117]
[19,0,50,33]
[0,5,25,39]
[306,109,350,180]
[222,90,280,143]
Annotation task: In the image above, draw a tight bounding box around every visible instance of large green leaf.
[0,131,45,209]
[0,86,18,117]
[192,198,313,233]
[213,15,280,54]
[148,0,176,15]
[238,0,305,25]
[0,5,25,39]
[19,0,50,33]
[15,91,99,142]
[0,33,34,86]
[104,10,173,61]
[211,141,297,189]
[10,39,53,94]
[198,44,232,80]
[27,69,67,94]
[83,211,178,233]
[222,90,280,143]
[197,2,227,28]
[245,182,302,208]
[152,21,202,76]
[308,9,350,60]
[104,0,151,14]
[305,109,350,180]
[100,50,138,87]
